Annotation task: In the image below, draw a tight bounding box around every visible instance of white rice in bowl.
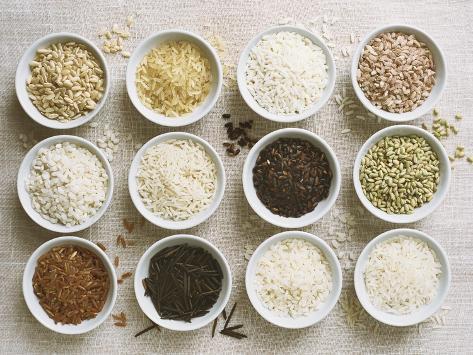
[27,142,108,226]
[136,139,217,221]
[364,236,442,315]
[255,238,332,317]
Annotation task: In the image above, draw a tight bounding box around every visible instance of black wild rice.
[143,244,223,323]
[211,318,218,337]
[134,322,161,337]
[218,302,246,340]
[253,138,332,217]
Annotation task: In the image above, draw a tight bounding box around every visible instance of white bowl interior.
[128,132,225,230]
[246,231,342,329]
[22,236,118,334]
[126,30,222,127]
[351,24,446,122]
[15,32,110,129]
[242,128,340,228]
[134,234,232,331]
[354,228,451,327]
[17,135,114,233]
[237,25,336,123]
[353,125,450,223]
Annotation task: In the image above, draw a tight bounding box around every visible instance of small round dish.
[23,236,118,334]
[242,128,340,228]
[15,32,110,129]
[237,25,336,123]
[246,231,342,329]
[353,125,450,224]
[126,29,223,127]
[134,234,232,331]
[17,135,114,233]
[128,132,225,230]
[351,24,446,122]
[354,228,451,327]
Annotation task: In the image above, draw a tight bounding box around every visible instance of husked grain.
[357,32,435,113]
[26,42,105,121]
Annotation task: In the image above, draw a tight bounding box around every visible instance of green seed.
[359,135,440,215]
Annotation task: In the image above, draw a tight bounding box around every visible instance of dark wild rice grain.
[134,323,161,337]
[253,138,332,217]
[143,244,223,323]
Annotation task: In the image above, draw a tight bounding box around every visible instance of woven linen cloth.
[0,0,472,353]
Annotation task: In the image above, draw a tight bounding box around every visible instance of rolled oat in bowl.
[357,32,436,113]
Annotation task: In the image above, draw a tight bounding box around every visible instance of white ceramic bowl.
[134,234,232,331]
[354,228,451,327]
[237,25,336,123]
[16,32,110,129]
[128,132,225,230]
[246,231,342,329]
[17,135,114,233]
[353,125,450,223]
[23,236,118,334]
[242,128,341,228]
[126,30,222,127]
[351,24,446,122]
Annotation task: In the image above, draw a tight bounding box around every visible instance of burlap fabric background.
[0,0,471,353]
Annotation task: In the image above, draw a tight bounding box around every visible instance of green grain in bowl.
[359,135,440,214]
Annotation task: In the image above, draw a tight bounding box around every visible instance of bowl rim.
[17,135,114,233]
[22,236,118,334]
[15,32,110,129]
[242,128,341,228]
[236,25,336,123]
[128,131,226,230]
[352,125,451,223]
[133,234,232,331]
[245,230,342,329]
[350,23,447,122]
[353,228,451,327]
[125,29,223,127]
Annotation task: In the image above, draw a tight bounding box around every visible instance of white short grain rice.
[255,238,332,317]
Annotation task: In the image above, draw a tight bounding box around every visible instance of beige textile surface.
[1,0,472,353]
